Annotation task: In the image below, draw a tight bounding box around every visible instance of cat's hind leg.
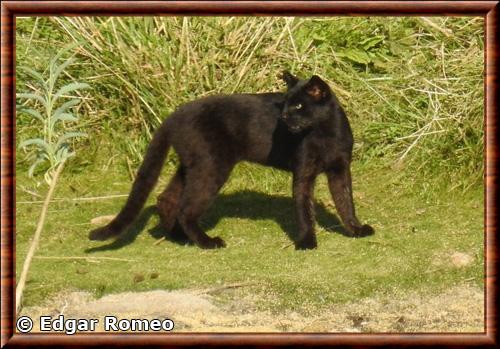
[177,163,232,249]
[157,167,184,232]
[157,167,190,242]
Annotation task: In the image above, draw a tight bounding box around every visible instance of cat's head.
[280,71,336,133]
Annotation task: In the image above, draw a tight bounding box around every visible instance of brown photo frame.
[1,1,498,347]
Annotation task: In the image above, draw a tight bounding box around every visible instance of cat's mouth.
[279,114,306,133]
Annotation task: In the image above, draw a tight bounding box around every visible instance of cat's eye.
[295,103,303,110]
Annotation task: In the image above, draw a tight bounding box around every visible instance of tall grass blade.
[49,42,80,67]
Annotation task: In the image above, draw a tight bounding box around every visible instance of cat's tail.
[89,122,171,241]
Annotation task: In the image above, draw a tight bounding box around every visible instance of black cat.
[89,72,374,249]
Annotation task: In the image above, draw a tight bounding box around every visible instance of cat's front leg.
[326,160,374,238]
[292,173,318,250]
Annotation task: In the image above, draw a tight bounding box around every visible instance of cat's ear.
[281,71,299,88]
[305,75,331,102]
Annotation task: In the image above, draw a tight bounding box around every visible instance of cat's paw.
[89,226,120,241]
[199,236,226,249]
[294,235,318,250]
[353,224,375,237]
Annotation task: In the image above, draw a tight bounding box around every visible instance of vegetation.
[17,44,88,182]
[16,47,89,313]
[15,17,484,313]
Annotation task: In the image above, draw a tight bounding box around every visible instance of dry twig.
[16,161,66,315]
[33,256,136,262]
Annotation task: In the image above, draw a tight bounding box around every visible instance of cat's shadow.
[85,190,350,253]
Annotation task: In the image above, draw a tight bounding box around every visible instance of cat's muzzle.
[280,112,302,133]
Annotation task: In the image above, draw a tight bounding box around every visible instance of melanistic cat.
[89,72,374,249]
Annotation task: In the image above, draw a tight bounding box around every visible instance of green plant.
[15,46,89,315]
[17,45,89,183]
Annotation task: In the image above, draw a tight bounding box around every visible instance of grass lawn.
[16,157,484,313]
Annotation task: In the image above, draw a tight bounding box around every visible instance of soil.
[21,283,483,333]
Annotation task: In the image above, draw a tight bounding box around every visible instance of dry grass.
[16,16,484,187]
[21,283,483,332]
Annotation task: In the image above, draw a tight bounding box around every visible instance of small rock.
[451,252,474,268]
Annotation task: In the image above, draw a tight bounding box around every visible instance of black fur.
[89,72,374,249]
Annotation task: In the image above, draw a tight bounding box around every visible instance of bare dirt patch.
[21,284,483,333]
[432,250,475,269]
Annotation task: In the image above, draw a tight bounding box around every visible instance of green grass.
[15,16,484,313]
[16,16,483,187]
[16,158,483,311]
